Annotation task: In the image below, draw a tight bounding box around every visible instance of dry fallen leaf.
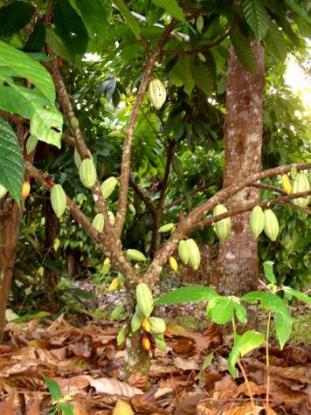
[89,377,143,397]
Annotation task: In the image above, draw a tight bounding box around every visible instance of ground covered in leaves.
[0,314,311,415]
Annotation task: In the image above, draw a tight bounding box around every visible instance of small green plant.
[44,377,74,415]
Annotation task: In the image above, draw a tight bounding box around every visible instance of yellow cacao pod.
[250,206,265,239]
[0,184,7,200]
[149,317,166,335]
[101,257,111,276]
[136,283,154,317]
[178,240,189,265]
[92,213,104,232]
[79,158,97,189]
[214,204,231,242]
[159,223,175,233]
[141,334,151,352]
[108,277,120,292]
[50,184,67,218]
[169,256,178,272]
[22,181,31,199]
[148,79,166,110]
[281,175,292,194]
[101,176,118,199]
[142,317,151,333]
[263,209,279,241]
[126,249,146,262]
[186,238,201,270]
[292,172,310,207]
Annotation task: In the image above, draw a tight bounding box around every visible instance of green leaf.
[234,302,248,324]
[68,0,111,40]
[44,377,62,402]
[241,0,269,40]
[0,40,55,103]
[284,0,311,25]
[46,28,74,63]
[114,0,141,40]
[0,1,35,38]
[242,291,286,314]
[54,0,89,56]
[152,0,185,21]
[59,404,74,415]
[240,330,265,356]
[155,285,217,304]
[263,21,288,62]
[0,117,24,202]
[263,261,277,284]
[282,286,311,305]
[191,56,216,96]
[0,85,62,148]
[24,20,46,53]
[208,297,235,324]
[230,29,257,74]
[169,56,195,95]
[274,309,292,349]
[228,335,241,377]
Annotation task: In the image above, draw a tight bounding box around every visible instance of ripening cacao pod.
[149,317,166,335]
[0,184,7,200]
[131,308,144,332]
[141,334,151,352]
[79,158,97,189]
[148,79,166,110]
[169,256,178,272]
[101,177,118,199]
[213,204,231,242]
[263,209,279,241]
[50,184,67,218]
[92,213,104,232]
[142,317,151,333]
[22,181,31,199]
[26,135,38,154]
[136,283,154,317]
[102,257,111,276]
[178,240,189,264]
[186,239,201,270]
[250,206,265,238]
[108,277,120,292]
[159,223,175,233]
[292,172,311,207]
[281,175,292,194]
[126,249,146,262]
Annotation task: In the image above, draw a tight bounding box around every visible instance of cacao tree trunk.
[0,201,22,341]
[215,42,264,295]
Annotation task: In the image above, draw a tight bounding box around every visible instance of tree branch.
[114,19,178,238]
[130,177,155,213]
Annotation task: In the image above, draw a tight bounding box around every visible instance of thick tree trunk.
[216,42,264,295]
[0,201,22,341]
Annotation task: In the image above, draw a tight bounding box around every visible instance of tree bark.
[216,42,265,295]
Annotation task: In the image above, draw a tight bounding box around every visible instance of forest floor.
[0,291,311,415]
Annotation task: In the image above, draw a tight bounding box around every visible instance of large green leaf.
[169,56,195,95]
[54,0,89,56]
[240,330,265,356]
[230,29,257,74]
[114,0,141,40]
[241,0,269,40]
[274,309,292,349]
[155,285,217,304]
[242,291,286,314]
[207,296,235,324]
[152,0,185,22]
[191,56,216,96]
[263,21,288,62]
[285,0,311,25]
[0,117,24,202]
[282,286,311,305]
[263,260,277,284]
[46,28,74,63]
[0,85,62,148]
[0,40,55,103]
[23,20,46,53]
[68,0,111,40]
[0,1,34,38]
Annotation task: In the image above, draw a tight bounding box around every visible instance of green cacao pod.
[92,213,104,232]
[26,135,38,155]
[79,158,97,189]
[108,210,115,225]
[117,324,127,346]
[126,249,147,262]
[186,238,201,270]
[250,206,265,238]
[74,148,82,169]
[50,184,67,218]
[178,240,189,264]
[131,308,144,332]
[153,333,167,352]
[0,184,7,200]
[148,79,166,110]
[214,204,231,242]
[136,283,154,317]
[149,317,166,335]
[263,209,279,241]
[196,15,204,32]
[158,223,175,233]
[292,172,310,207]
[101,176,118,199]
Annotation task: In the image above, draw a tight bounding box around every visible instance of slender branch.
[114,19,178,238]
[130,177,155,213]
[143,163,311,285]
[161,26,232,56]
[157,141,174,210]
[24,161,139,283]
